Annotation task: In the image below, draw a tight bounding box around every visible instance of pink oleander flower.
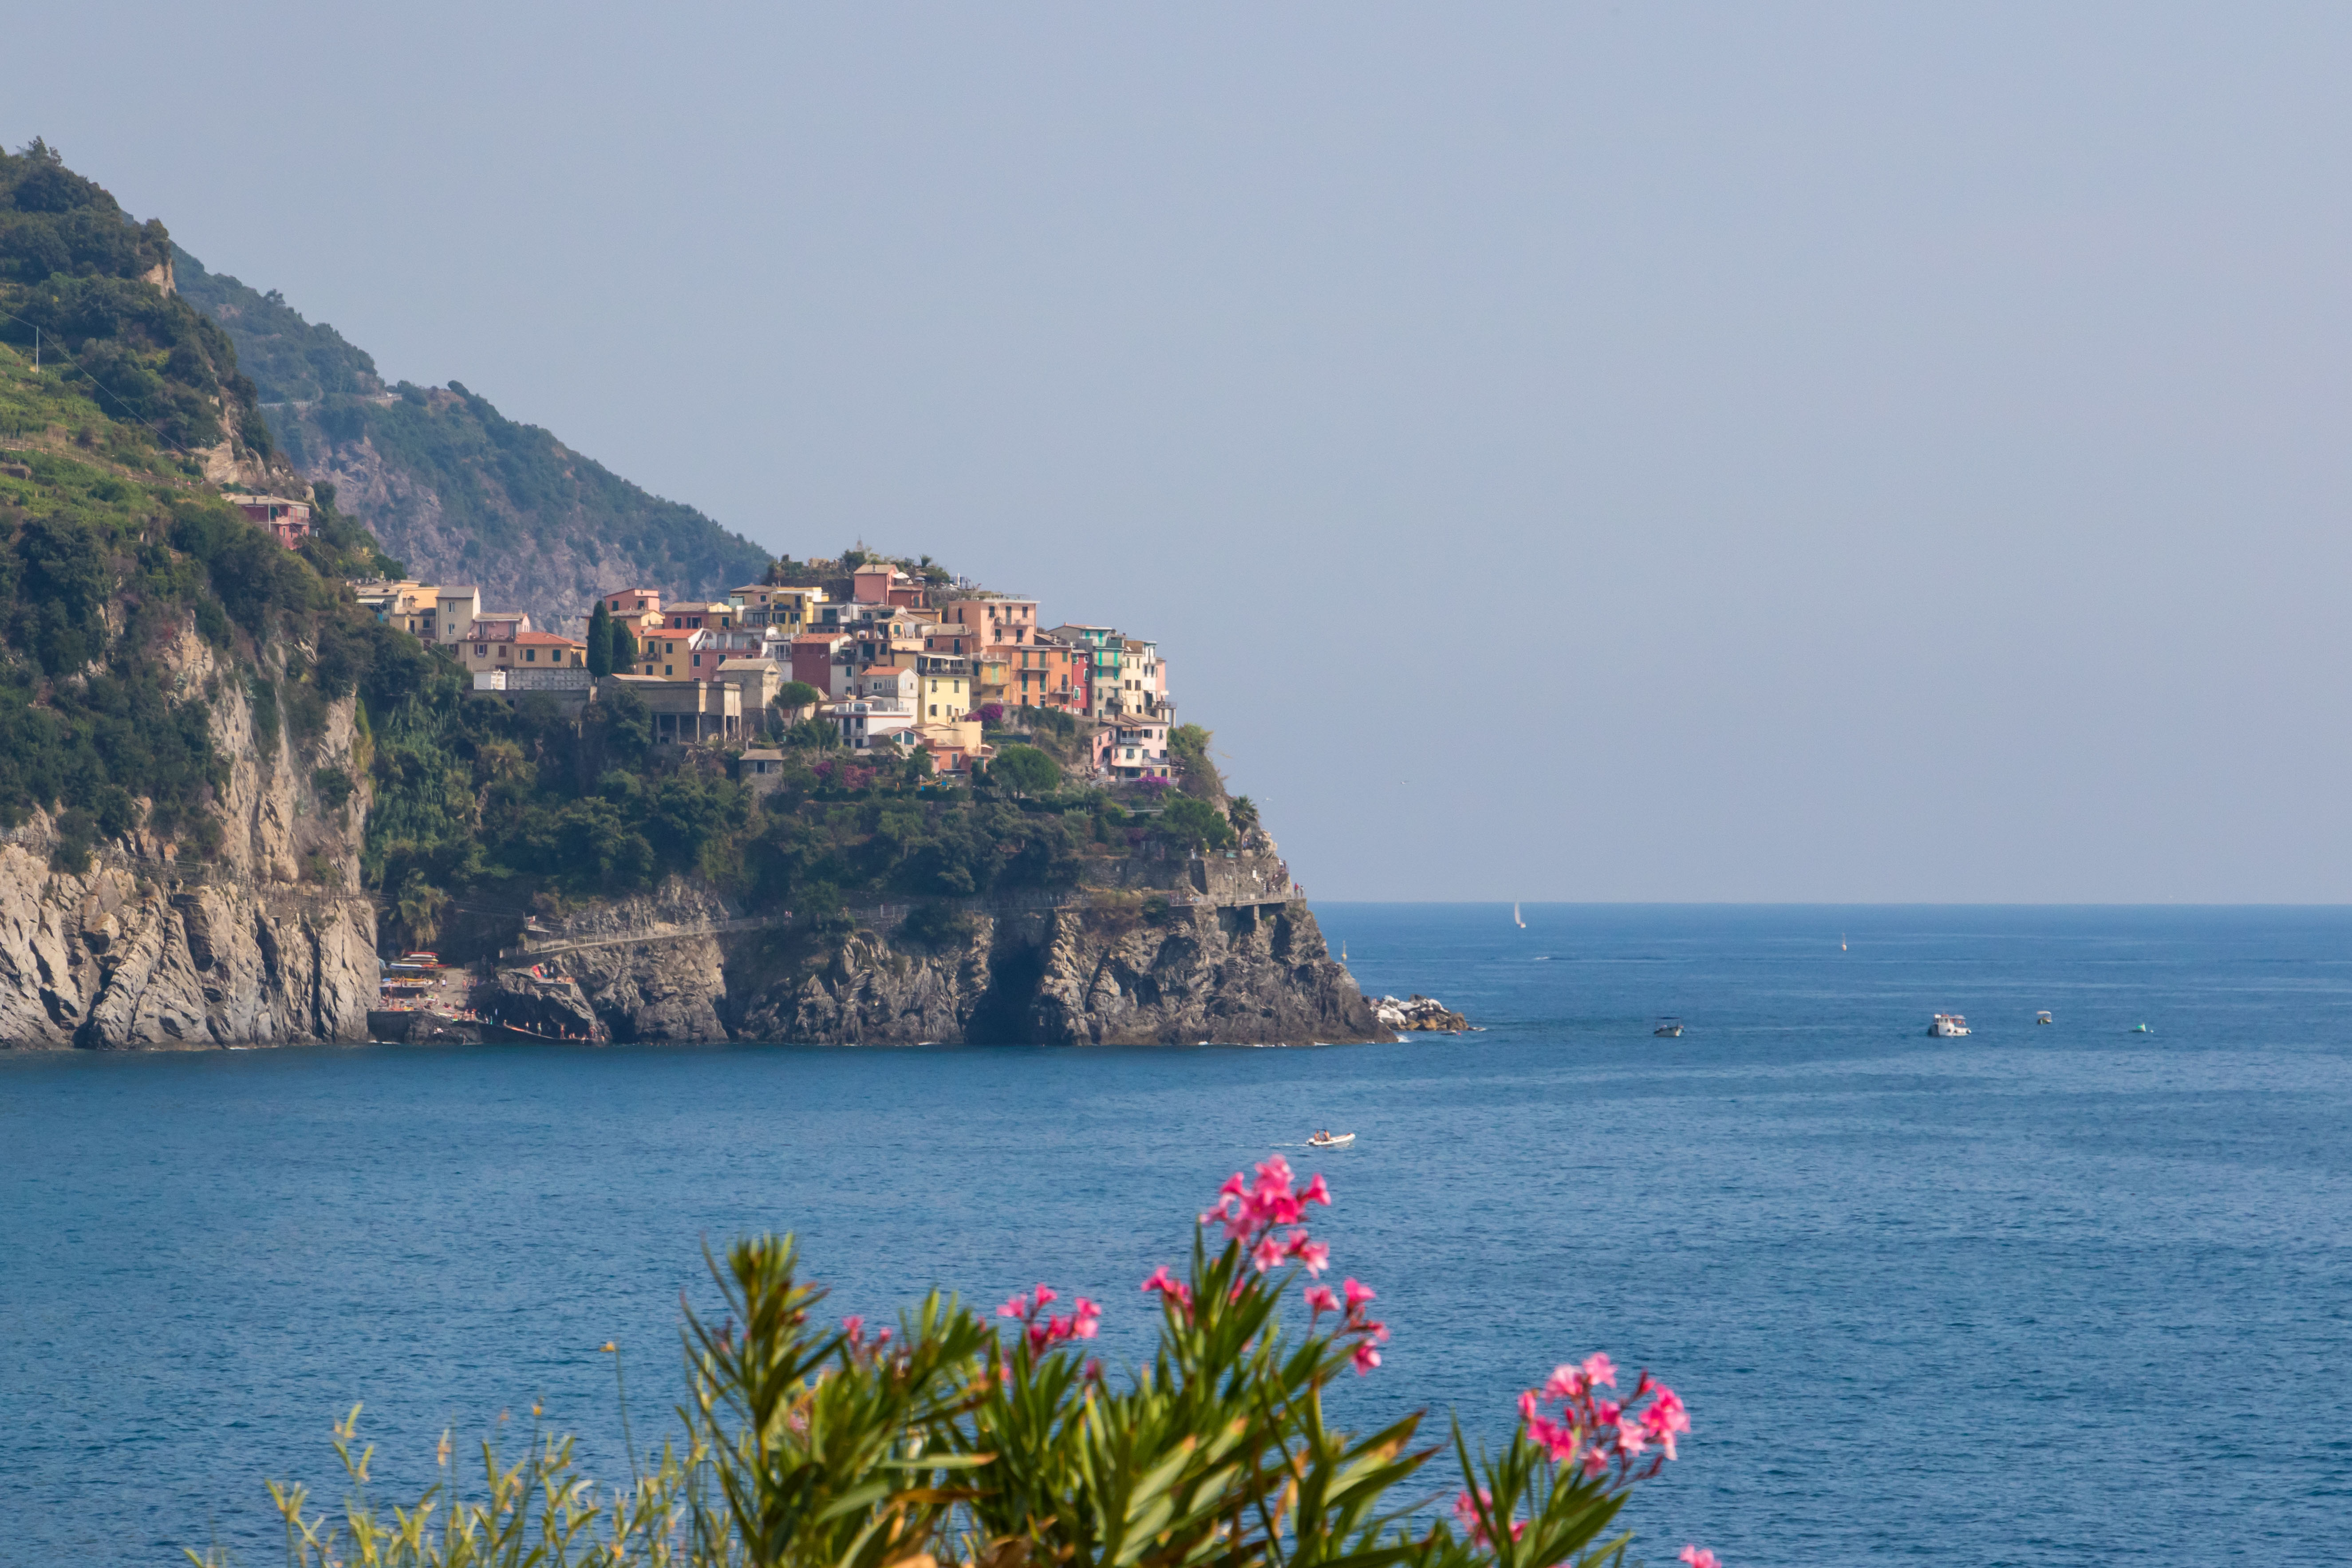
[1615,1419,1647,1457]
[1251,1235,1288,1273]
[1073,1297,1101,1338]
[1582,1447,1609,1478]
[1343,1278,1376,1311]
[1680,1548,1719,1568]
[1582,1353,1617,1388]
[1026,1321,1051,1353]
[1140,1267,1177,1295]
[1286,1232,1330,1275]
[1351,1340,1381,1375]
[1303,1284,1338,1316]
[1544,1363,1585,1400]
[1517,1389,1540,1424]
[1526,1413,1579,1463]
[1302,1173,1331,1207]
[1033,1285,1058,1306]
[841,1315,864,1341]
[998,1294,1029,1319]
[1452,1489,1495,1546]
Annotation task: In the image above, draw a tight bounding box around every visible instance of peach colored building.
[943,595,1039,647]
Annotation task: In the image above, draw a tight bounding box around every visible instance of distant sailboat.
[1513,901,1526,929]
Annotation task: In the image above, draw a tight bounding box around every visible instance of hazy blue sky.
[18,4,2352,900]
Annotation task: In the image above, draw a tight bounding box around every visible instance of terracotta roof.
[513,631,581,647]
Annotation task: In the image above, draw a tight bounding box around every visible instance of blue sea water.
[3,904,2348,1567]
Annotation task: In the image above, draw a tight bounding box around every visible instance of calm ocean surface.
[3,904,2348,1567]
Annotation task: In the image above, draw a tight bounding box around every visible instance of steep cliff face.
[0,620,379,1050]
[513,873,1385,1047]
[1025,900,1379,1046]
[520,882,732,1042]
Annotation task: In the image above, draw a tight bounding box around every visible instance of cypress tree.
[614,624,639,671]
[587,601,613,677]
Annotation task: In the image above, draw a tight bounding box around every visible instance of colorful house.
[916,717,991,776]
[789,632,852,696]
[434,587,484,644]
[1108,719,1172,781]
[602,587,663,616]
[729,583,827,630]
[911,652,971,723]
[943,594,1039,647]
[824,695,916,750]
[232,495,312,548]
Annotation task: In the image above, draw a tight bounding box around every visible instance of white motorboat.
[1929,1013,1971,1037]
[1654,1017,1684,1037]
[1305,1131,1355,1149]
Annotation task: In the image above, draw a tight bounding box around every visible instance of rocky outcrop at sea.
[1372,994,1468,1034]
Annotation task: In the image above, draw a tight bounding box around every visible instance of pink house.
[602,587,663,616]
[233,496,312,548]
[852,562,898,604]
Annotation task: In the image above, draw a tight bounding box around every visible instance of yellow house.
[730,583,828,631]
[912,652,971,723]
[662,600,738,632]
[461,629,584,676]
[636,629,693,679]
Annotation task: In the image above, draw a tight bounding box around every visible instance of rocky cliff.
[497,856,1385,1047]
[0,620,379,1050]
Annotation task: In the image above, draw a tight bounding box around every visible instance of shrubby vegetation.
[0,336,407,868]
[211,1159,1710,1568]
[0,141,271,457]
[170,245,385,407]
[1,144,1262,952]
[268,379,770,590]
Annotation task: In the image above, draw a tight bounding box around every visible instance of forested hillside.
[170,242,769,630]
[0,142,414,869]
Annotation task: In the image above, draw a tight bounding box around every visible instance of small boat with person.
[1654,1017,1683,1037]
[1305,1130,1355,1149]
[1929,1013,1971,1037]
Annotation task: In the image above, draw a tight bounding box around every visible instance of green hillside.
[172,245,383,405]
[169,237,771,625]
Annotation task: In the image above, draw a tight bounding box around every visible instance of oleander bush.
[202,1160,1716,1568]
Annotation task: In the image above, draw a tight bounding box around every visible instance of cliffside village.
[342,546,1177,784]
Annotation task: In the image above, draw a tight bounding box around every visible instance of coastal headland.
[0,144,1389,1049]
